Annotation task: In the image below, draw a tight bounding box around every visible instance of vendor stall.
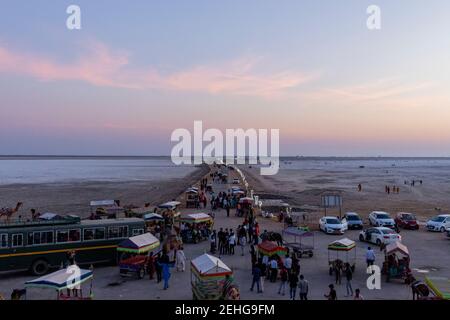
[382,241,414,284]
[25,267,94,300]
[257,240,288,257]
[157,201,181,230]
[191,253,239,300]
[90,199,123,219]
[117,233,161,279]
[327,238,356,276]
[237,197,254,219]
[185,188,200,208]
[177,213,213,243]
[282,227,314,258]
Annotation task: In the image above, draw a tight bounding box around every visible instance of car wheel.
[440,227,446,233]
[359,234,365,242]
[376,239,381,246]
[31,259,49,276]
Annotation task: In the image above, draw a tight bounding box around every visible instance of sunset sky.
[1,1,450,156]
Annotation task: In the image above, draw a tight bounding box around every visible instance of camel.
[0,202,23,223]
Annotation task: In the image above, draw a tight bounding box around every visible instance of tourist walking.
[298,274,309,300]
[284,254,292,276]
[278,268,288,295]
[155,253,163,283]
[229,232,236,255]
[366,247,376,267]
[176,246,186,272]
[239,234,246,256]
[289,272,298,300]
[250,264,262,293]
[210,230,217,254]
[146,251,156,280]
[269,258,278,282]
[344,263,353,296]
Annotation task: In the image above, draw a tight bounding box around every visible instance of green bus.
[0,216,145,275]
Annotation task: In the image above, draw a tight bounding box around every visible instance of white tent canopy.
[126,232,159,248]
[191,253,231,275]
[187,213,211,220]
[143,213,164,221]
[329,238,355,248]
[25,267,93,291]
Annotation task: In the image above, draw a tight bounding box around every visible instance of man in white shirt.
[366,247,376,267]
[284,255,292,275]
[228,232,236,255]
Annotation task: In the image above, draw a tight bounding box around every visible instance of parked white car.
[319,216,348,235]
[369,211,395,228]
[344,212,364,230]
[359,227,401,246]
[426,214,450,232]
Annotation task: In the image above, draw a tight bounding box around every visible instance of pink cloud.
[0,41,312,98]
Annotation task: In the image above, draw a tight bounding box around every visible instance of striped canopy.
[117,233,160,254]
[385,241,409,256]
[25,267,93,291]
[328,238,356,251]
[257,241,288,256]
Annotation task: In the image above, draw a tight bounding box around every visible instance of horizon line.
[1,155,450,159]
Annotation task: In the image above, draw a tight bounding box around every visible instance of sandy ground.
[241,161,450,221]
[0,165,449,300]
[0,165,209,218]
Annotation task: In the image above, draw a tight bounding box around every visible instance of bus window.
[69,229,81,242]
[56,230,69,243]
[132,229,144,236]
[0,234,7,248]
[108,226,128,239]
[28,231,54,246]
[12,234,23,247]
[83,228,105,241]
[41,231,54,244]
[95,228,105,240]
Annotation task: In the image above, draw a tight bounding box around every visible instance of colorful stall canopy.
[385,241,409,256]
[117,233,160,254]
[191,254,232,278]
[25,267,93,291]
[328,238,356,251]
[425,276,450,300]
[257,241,288,256]
[178,213,213,224]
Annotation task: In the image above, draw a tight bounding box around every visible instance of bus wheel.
[138,268,145,279]
[31,259,49,276]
